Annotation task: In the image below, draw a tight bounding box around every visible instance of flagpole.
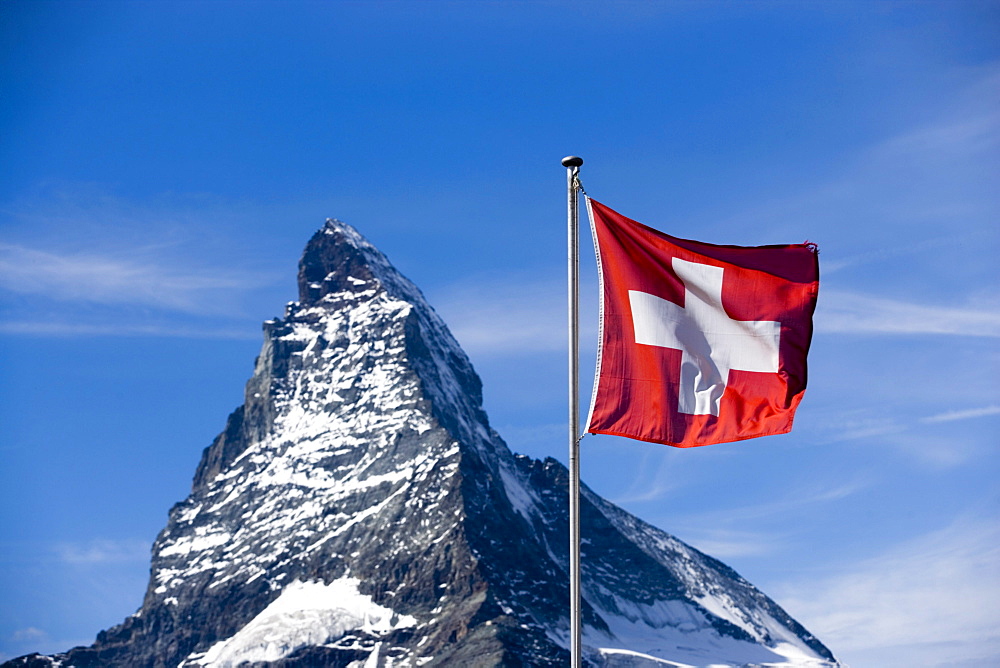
[562,154,584,668]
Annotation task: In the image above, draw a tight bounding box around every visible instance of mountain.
[5,219,840,668]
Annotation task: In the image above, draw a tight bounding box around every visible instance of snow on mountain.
[3,219,840,668]
[185,577,417,666]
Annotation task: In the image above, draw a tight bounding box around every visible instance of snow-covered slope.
[4,219,840,668]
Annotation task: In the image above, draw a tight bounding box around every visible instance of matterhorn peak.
[5,219,839,668]
[297,218,396,304]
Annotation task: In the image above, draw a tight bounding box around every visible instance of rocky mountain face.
[6,220,840,668]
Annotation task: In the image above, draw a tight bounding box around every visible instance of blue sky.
[1,1,998,665]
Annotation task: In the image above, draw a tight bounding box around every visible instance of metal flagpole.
[562,155,584,668]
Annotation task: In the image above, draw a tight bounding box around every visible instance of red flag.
[585,198,819,447]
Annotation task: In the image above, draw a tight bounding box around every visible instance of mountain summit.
[8,219,839,667]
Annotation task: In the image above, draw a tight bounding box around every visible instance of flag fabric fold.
[585,198,819,447]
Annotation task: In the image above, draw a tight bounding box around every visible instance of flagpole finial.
[561,156,583,168]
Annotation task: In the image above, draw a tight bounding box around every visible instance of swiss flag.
[585,198,819,447]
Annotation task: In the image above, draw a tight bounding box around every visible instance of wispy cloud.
[0,186,291,340]
[726,95,999,240]
[609,477,868,561]
[818,411,907,443]
[0,242,269,315]
[679,528,783,559]
[610,476,679,506]
[432,274,571,356]
[874,98,1000,163]
[820,229,994,275]
[55,538,150,565]
[605,446,696,505]
[0,320,261,340]
[812,405,993,469]
[921,405,1000,424]
[685,478,867,525]
[817,289,1000,337]
[773,515,1000,667]
[622,474,868,561]
[7,628,46,645]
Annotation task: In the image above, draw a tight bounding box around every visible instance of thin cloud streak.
[607,447,691,505]
[815,409,908,444]
[0,320,262,340]
[0,242,271,315]
[817,289,1000,337]
[673,478,868,528]
[432,274,580,356]
[679,528,783,559]
[813,406,991,469]
[55,539,150,565]
[921,405,1000,423]
[820,229,993,275]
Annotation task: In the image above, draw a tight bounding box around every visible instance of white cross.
[628,258,781,416]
